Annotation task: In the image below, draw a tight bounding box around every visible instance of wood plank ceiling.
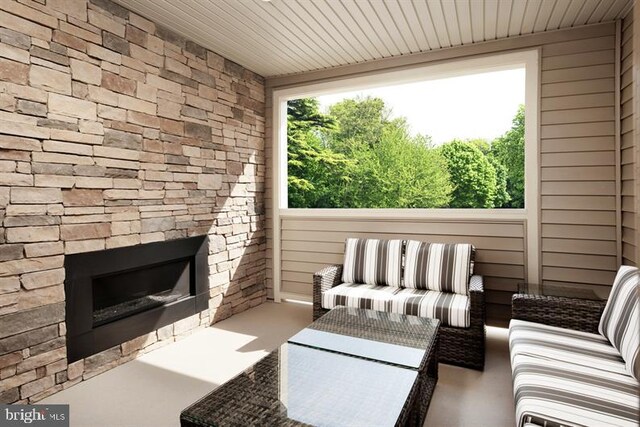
[116,0,634,77]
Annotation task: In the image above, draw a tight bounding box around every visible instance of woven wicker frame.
[402,329,439,427]
[511,293,606,334]
[312,264,486,370]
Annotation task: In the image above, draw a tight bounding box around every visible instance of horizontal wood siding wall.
[280,217,524,321]
[636,4,640,267]
[539,25,619,290]
[265,23,621,321]
[621,10,637,265]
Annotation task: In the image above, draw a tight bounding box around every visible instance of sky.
[316,68,525,146]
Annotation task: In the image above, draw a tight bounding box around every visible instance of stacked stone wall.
[0,0,266,403]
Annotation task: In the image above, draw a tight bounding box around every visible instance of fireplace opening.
[92,258,192,326]
[65,235,209,362]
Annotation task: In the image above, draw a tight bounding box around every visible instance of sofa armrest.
[313,264,343,318]
[512,294,606,334]
[468,275,485,328]
[469,274,483,294]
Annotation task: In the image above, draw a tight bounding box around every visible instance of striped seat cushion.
[599,266,640,380]
[342,238,403,287]
[511,353,640,427]
[509,319,627,376]
[321,284,470,327]
[321,283,400,312]
[403,241,475,295]
[390,288,470,327]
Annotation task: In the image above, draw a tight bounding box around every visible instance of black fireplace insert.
[65,235,209,362]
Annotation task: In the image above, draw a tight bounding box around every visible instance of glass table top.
[288,328,425,369]
[289,307,439,369]
[181,343,418,427]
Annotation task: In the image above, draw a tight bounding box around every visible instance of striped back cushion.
[598,266,640,380]
[403,241,475,295]
[341,238,403,287]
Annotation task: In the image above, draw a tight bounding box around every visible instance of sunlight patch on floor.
[42,302,311,427]
[135,327,266,384]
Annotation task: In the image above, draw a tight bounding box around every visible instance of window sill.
[280,208,528,221]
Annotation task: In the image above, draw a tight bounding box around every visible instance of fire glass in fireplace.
[65,235,208,362]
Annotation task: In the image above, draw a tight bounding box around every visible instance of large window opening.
[286,68,525,209]
[272,50,540,301]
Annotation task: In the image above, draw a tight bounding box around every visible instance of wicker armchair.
[313,264,486,370]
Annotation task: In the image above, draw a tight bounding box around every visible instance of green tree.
[328,97,452,208]
[375,130,452,208]
[491,105,525,208]
[328,96,388,147]
[288,98,335,130]
[488,156,510,208]
[467,138,491,155]
[288,97,527,210]
[341,128,452,208]
[439,140,499,208]
[287,99,353,208]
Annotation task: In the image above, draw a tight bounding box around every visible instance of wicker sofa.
[509,265,639,427]
[313,238,485,370]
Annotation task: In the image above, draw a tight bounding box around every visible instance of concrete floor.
[43,301,515,427]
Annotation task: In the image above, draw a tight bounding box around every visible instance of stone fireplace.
[0,0,266,405]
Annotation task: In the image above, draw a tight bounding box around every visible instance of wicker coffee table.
[180,307,440,427]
